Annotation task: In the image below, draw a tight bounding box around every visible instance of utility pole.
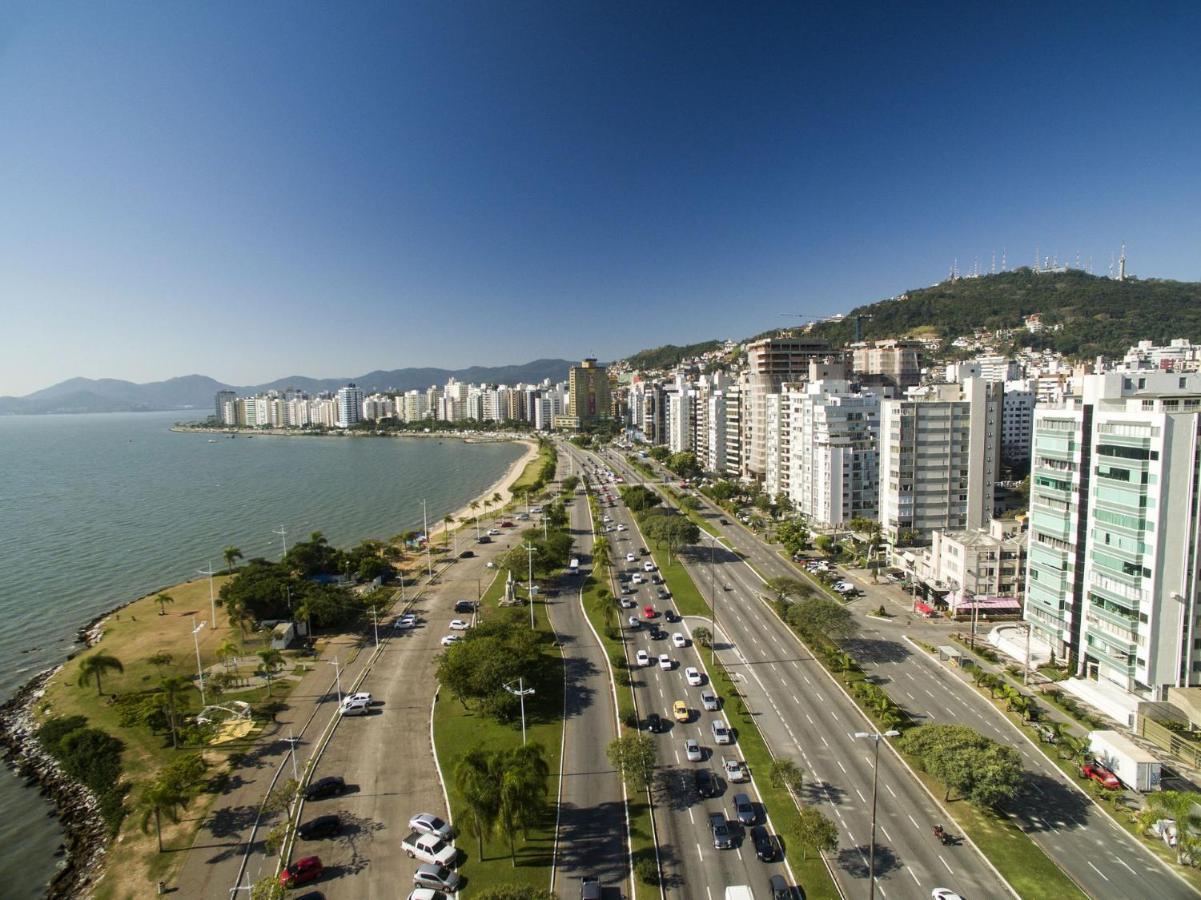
[190,619,207,707]
[854,729,900,900]
[522,542,536,629]
[422,499,434,581]
[274,525,288,559]
[503,677,536,745]
[371,605,379,647]
[284,730,300,781]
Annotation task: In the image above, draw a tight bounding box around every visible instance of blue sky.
[1,1,1199,394]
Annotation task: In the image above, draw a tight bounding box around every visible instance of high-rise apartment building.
[852,339,922,389]
[215,390,237,424]
[335,383,364,428]
[878,378,1001,542]
[1024,372,1201,698]
[1001,381,1036,469]
[555,359,611,430]
[741,338,842,480]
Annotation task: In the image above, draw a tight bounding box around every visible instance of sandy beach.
[432,438,541,540]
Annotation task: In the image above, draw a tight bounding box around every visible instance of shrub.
[634,854,660,884]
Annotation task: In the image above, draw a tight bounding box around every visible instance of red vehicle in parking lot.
[1081,761,1121,789]
[279,855,323,887]
[500,520,514,527]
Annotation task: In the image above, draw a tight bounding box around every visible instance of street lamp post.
[503,677,536,744]
[854,729,899,900]
[422,500,434,581]
[522,542,536,629]
[190,620,207,707]
[274,525,288,559]
[371,605,379,647]
[284,730,300,782]
[198,563,218,626]
[326,656,342,706]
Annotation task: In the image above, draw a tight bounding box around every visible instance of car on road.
[658,654,672,670]
[1081,761,1121,789]
[685,666,703,686]
[769,873,791,899]
[635,649,651,666]
[673,700,691,722]
[657,588,671,599]
[671,632,687,648]
[723,757,748,783]
[279,856,323,887]
[580,877,602,900]
[643,561,655,572]
[620,585,634,595]
[709,813,733,850]
[448,619,471,630]
[616,523,627,531]
[487,528,501,536]
[339,697,370,716]
[733,792,755,825]
[500,520,514,527]
[649,626,666,640]
[701,689,720,710]
[619,596,635,607]
[631,573,643,584]
[440,634,462,646]
[297,814,341,840]
[711,719,732,744]
[662,608,677,621]
[626,553,636,562]
[645,712,663,733]
[458,550,474,558]
[413,863,462,892]
[477,535,492,544]
[304,776,346,801]
[454,600,476,613]
[407,890,450,900]
[684,738,703,762]
[751,825,778,862]
[394,613,417,629]
[639,547,650,556]
[719,517,730,525]
[643,604,656,618]
[930,891,965,900]
[694,768,719,797]
[627,616,641,629]
[345,692,371,705]
[408,813,453,840]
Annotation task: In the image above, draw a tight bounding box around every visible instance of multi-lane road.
[589,445,1013,900]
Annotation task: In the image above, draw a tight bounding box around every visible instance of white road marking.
[837,760,847,774]
[907,814,919,829]
[908,867,920,885]
[881,825,893,842]
[1115,858,1136,875]
[806,713,815,725]
[940,856,953,874]
[1087,861,1109,881]
[885,784,897,799]
[856,788,866,803]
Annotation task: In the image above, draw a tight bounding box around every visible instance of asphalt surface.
[548,461,631,898]
[614,447,1199,900]
[568,444,801,900]
[595,447,1012,900]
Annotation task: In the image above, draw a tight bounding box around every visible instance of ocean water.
[0,411,524,896]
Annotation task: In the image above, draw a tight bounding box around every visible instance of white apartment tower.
[878,378,1001,542]
[335,383,364,428]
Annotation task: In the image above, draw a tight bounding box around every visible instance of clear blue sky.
[2,1,1199,394]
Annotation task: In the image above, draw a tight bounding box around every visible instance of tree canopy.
[898,724,1023,808]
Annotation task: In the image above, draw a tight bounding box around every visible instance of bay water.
[0,410,524,896]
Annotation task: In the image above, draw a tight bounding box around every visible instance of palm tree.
[454,749,501,860]
[216,638,240,672]
[222,546,243,574]
[592,537,611,571]
[222,593,250,638]
[498,743,550,862]
[155,592,175,616]
[137,777,189,853]
[160,676,192,748]
[443,514,455,547]
[77,653,124,696]
[258,649,285,696]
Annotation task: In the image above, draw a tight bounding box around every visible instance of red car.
[500,520,515,528]
[1081,762,1121,790]
[643,605,657,619]
[279,855,323,887]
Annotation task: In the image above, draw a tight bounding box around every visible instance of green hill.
[624,340,722,370]
[807,269,1201,359]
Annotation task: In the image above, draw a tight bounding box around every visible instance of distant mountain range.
[0,360,576,415]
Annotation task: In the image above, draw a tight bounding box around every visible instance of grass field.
[431,566,565,896]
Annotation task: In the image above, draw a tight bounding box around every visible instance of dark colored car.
[769,873,791,899]
[500,520,515,527]
[454,600,477,613]
[304,776,346,801]
[279,855,323,887]
[477,535,492,544]
[639,547,649,556]
[709,813,733,850]
[580,877,602,900]
[694,768,719,798]
[645,712,663,733]
[297,814,341,840]
[663,609,678,622]
[719,517,730,525]
[458,550,474,558]
[751,825,777,861]
[650,627,666,640]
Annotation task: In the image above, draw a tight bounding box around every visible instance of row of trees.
[618,486,699,563]
[454,743,551,863]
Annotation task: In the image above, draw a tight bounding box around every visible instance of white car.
[711,719,732,744]
[626,553,636,562]
[616,524,627,531]
[340,698,370,716]
[627,616,641,629]
[487,528,501,536]
[672,632,687,648]
[643,561,655,572]
[685,667,703,686]
[631,573,643,584]
[684,738,703,762]
[619,597,635,608]
[346,692,372,705]
[635,649,651,667]
[394,614,417,629]
[440,634,462,646]
[931,892,965,900]
[408,812,454,840]
[723,757,748,783]
[448,619,470,630]
[658,654,672,670]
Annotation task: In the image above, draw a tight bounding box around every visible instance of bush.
[37,716,127,832]
[634,853,660,884]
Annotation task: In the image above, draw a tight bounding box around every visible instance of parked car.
[751,825,778,862]
[454,600,476,613]
[1081,761,1122,789]
[458,550,474,558]
[297,815,341,840]
[412,863,462,892]
[408,813,453,840]
[448,619,471,630]
[407,890,450,900]
[402,831,458,866]
[279,856,323,887]
[304,776,346,801]
[440,634,462,646]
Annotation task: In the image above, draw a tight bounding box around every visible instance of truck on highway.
[1088,730,1161,792]
[402,831,458,866]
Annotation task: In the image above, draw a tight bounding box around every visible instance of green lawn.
[432,572,565,895]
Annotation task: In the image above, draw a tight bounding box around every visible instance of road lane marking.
[881,825,893,842]
[940,856,953,874]
[1087,861,1109,880]
[837,760,847,774]
[1115,858,1136,875]
[908,867,920,885]
[885,784,897,798]
[856,789,867,803]
[907,814,919,828]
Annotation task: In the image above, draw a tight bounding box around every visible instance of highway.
[566,443,801,900]
[549,460,631,898]
[594,446,1012,900]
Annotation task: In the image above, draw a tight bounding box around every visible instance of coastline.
[0,436,541,898]
[170,424,531,444]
